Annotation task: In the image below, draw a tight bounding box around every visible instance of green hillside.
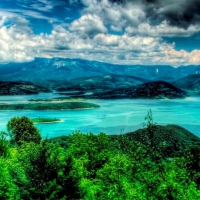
[173,74,200,95]
[56,74,148,92]
[84,81,187,99]
[0,81,51,95]
[1,115,200,199]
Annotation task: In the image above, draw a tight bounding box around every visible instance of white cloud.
[69,14,107,38]
[126,20,200,37]
[0,14,200,66]
[81,0,146,32]
[163,48,200,66]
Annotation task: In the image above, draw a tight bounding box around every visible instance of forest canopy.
[0,114,200,199]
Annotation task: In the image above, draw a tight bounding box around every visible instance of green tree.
[17,141,66,200]
[7,116,41,146]
[183,145,200,187]
[0,131,10,157]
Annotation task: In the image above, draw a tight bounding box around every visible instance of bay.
[0,93,200,138]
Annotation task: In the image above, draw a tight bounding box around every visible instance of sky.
[0,0,200,66]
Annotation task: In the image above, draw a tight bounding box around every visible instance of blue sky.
[0,0,200,66]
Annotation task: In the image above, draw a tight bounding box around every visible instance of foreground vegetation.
[1,113,200,199]
[0,102,100,110]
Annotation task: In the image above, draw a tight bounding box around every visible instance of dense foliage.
[7,116,41,146]
[0,114,200,199]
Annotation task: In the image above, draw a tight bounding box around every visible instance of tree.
[0,131,10,157]
[7,116,41,146]
[17,141,67,200]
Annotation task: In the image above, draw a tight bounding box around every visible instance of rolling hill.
[0,81,51,95]
[56,74,149,92]
[83,81,187,99]
[112,124,200,158]
[173,74,200,95]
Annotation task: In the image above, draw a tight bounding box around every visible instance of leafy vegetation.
[0,102,100,110]
[1,113,200,199]
[7,116,41,146]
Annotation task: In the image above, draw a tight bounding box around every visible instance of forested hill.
[56,74,149,92]
[173,74,200,95]
[0,58,200,83]
[0,81,51,95]
[82,81,187,99]
[1,115,200,199]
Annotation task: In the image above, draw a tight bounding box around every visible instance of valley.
[0,58,200,138]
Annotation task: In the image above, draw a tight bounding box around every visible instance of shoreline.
[0,107,100,111]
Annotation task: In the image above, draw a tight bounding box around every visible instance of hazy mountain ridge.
[173,74,200,95]
[56,74,149,92]
[0,58,200,84]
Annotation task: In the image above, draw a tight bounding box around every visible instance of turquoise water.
[0,93,200,138]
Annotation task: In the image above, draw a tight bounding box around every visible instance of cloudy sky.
[0,0,200,66]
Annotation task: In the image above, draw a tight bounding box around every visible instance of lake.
[0,93,200,138]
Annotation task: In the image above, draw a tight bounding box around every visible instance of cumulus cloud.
[0,16,200,66]
[80,0,146,32]
[0,0,200,66]
[126,20,200,37]
[69,14,107,38]
[78,0,200,37]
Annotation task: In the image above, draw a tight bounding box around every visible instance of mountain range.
[1,58,200,98]
[0,58,200,84]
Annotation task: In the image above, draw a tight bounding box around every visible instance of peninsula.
[0,102,100,110]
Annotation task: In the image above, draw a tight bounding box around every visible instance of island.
[0,102,100,110]
[31,117,63,124]
[28,97,85,102]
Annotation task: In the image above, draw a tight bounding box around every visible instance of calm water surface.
[0,93,200,138]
